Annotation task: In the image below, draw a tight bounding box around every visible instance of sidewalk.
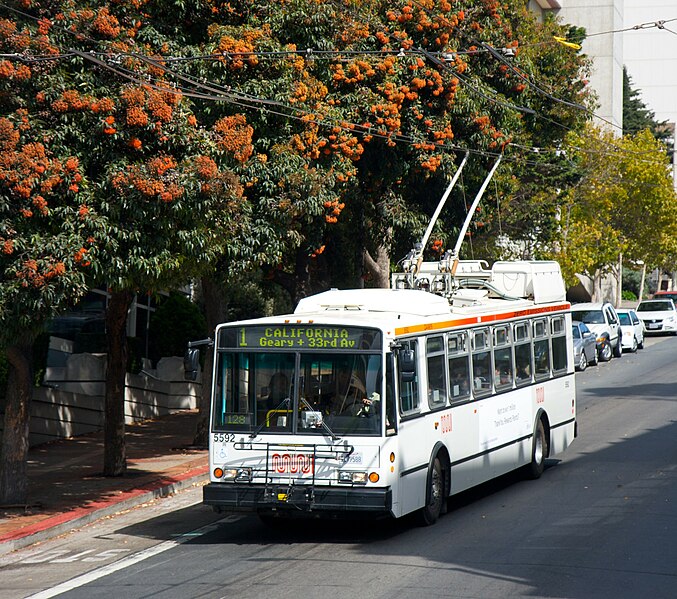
[0,410,208,556]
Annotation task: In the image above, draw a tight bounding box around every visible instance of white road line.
[25,516,241,599]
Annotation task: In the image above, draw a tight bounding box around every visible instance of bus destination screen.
[218,325,382,351]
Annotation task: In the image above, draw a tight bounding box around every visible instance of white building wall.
[557,0,624,134]
[623,1,677,189]
[623,1,677,126]
[527,0,562,21]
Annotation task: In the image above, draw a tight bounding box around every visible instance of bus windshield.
[213,349,383,436]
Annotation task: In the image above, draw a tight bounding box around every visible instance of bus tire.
[526,419,547,479]
[416,456,444,526]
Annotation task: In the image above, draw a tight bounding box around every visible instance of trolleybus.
[186,161,577,524]
[187,256,576,525]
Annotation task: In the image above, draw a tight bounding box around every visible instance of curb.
[0,466,209,557]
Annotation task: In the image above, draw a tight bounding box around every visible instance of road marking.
[24,516,241,599]
[20,548,131,564]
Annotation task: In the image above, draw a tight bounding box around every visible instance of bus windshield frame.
[212,324,384,437]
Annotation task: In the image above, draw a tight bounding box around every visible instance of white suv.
[570,302,623,362]
[636,298,677,334]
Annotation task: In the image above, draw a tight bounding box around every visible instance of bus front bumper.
[203,482,392,516]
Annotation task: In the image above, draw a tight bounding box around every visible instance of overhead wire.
[416,3,675,162]
[332,0,668,164]
[2,44,667,166]
[0,1,672,170]
[2,3,674,235]
[69,48,498,162]
[585,17,677,37]
[404,0,634,148]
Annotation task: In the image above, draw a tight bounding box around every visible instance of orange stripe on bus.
[394,303,571,336]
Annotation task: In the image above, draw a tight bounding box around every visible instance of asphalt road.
[1,335,675,599]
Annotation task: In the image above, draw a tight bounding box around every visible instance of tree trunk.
[591,270,601,303]
[290,249,312,304]
[103,290,133,477]
[0,338,34,505]
[192,276,228,448]
[271,248,312,306]
[363,245,391,289]
[638,262,647,301]
[616,253,623,307]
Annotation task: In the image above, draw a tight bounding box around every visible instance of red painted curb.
[0,465,209,544]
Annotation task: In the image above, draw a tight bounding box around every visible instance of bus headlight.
[338,471,368,484]
[221,467,252,482]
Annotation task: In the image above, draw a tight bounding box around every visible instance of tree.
[616,130,677,272]
[0,0,600,487]
[0,113,101,503]
[0,1,250,483]
[553,125,677,297]
[185,0,594,292]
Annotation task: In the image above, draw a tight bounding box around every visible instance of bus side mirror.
[184,347,200,381]
[399,348,416,383]
[401,370,415,383]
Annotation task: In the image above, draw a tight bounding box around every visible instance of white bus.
[190,258,577,525]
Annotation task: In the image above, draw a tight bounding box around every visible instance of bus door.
[395,339,430,516]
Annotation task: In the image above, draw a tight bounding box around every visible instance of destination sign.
[219,325,382,350]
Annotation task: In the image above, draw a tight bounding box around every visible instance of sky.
[623,0,677,128]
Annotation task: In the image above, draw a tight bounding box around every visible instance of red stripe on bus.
[394,302,571,336]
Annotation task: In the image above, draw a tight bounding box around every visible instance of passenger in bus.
[515,362,531,382]
[428,373,447,405]
[451,369,469,397]
[494,367,511,386]
[473,361,491,390]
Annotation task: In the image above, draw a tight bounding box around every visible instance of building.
[554,1,624,133]
[527,0,562,19]
[528,1,623,303]
[623,0,677,189]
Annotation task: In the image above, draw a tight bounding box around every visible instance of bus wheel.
[526,419,546,479]
[416,457,444,526]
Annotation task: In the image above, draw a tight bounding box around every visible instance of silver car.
[572,320,597,371]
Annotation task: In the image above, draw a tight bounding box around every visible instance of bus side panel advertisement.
[478,390,533,451]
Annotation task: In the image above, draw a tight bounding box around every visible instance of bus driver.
[326,368,369,416]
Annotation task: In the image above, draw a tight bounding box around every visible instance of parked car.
[616,308,644,352]
[572,320,597,371]
[570,302,623,362]
[636,298,677,335]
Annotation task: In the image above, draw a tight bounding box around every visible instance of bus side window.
[493,325,512,391]
[551,316,568,372]
[398,340,420,415]
[385,354,397,435]
[471,329,492,398]
[514,322,532,385]
[533,319,550,380]
[448,332,470,402]
[426,336,447,408]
